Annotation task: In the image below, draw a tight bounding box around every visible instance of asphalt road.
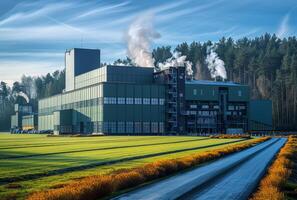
[113,138,286,200]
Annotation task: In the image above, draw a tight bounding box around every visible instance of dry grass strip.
[250,135,297,200]
[209,134,251,139]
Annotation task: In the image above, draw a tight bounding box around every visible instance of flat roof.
[186,80,242,86]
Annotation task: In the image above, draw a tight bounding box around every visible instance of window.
[151,98,159,105]
[117,122,125,133]
[190,111,197,115]
[134,122,142,133]
[238,90,242,97]
[200,89,203,95]
[193,89,197,95]
[117,97,125,104]
[159,98,165,105]
[151,122,158,133]
[143,122,150,133]
[213,105,219,109]
[228,105,234,111]
[104,97,109,104]
[110,122,117,133]
[134,98,142,104]
[143,98,150,105]
[202,105,209,109]
[159,122,164,133]
[202,111,209,116]
[103,122,109,132]
[239,105,246,110]
[126,97,134,104]
[111,97,117,104]
[190,105,197,109]
[126,122,133,133]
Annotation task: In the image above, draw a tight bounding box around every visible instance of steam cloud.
[17,91,30,104]
[126,13,193,78]
[205,46,227,80]
[126,13,161,67]
[158,52,193,77]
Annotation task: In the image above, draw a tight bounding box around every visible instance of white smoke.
[126,13,161,67]
[158,52,193,78]
[29,79,37,99]
[205,46,227,80]
[18,91,29,104]
[125,13,193,78]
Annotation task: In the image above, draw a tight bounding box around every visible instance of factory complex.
[11,48,272,135]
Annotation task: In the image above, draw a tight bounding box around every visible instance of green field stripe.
[0,139,246,184]
[0,138,211,160]
[0,136,165,146]
[0,136,156,145]
[0,136,184,152]
[0,137,173,150]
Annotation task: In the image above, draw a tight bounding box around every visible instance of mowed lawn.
[0,133,253,200]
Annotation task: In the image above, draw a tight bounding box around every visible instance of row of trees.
[0,33,296,130]
[0,71,65,131]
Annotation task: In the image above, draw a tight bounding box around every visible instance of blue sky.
[0,0,296,85]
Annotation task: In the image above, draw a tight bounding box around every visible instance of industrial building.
[11,48,273,135]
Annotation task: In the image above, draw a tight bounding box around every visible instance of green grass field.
[0,133,254,200]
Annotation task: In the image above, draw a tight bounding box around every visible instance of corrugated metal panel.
[185,84,219,101]
[249,100,272,130]
[228,86,249,102]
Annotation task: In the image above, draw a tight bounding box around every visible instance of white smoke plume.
[18,91,29,104]
[158,52,193,78]
[125,13,193,78]
[205,46,227,80]
[126,13,161,67]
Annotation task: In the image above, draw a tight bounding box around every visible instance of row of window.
[93,121,164,133]
[193,89,243,97]
[189,104,220,110]
[39,97,165,114]
[54,122,164,134]
[187,110,248,117]
[103,97,165,105]
[228,105,246,111]
[187,110,219,116]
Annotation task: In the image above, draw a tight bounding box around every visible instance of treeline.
[0,33,296,130]
[0,70,65,131]
[152,34,297,130]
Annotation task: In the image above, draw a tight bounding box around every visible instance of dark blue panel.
[74,48,100,76]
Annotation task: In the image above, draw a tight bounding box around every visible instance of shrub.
[209,134,251,139]
[250,136,297,200]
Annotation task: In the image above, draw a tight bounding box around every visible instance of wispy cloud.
[0,2,72,27]
[276,14,290,38]
[72,1,131,20]
[0,0,297,84]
